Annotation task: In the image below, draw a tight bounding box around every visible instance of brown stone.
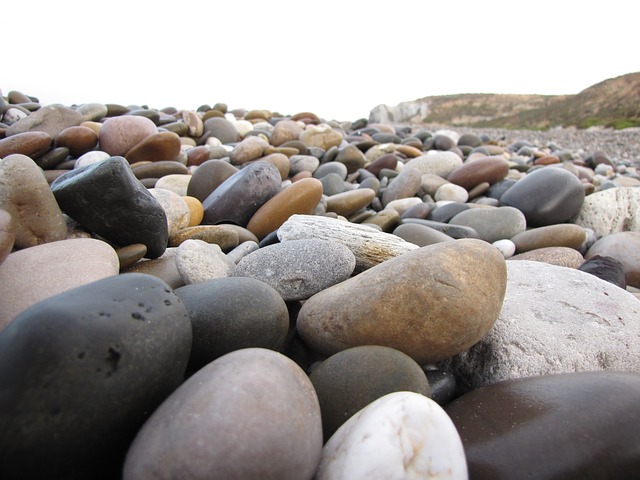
[258,153,290,180]
[447,156,510,190]
[271,120,304,146]
[325,188,376,217]
[0,131,52,159]
[299,124,343,150]
[125,131,181,163]
[508,246,585,268]
[186,145,211,166]
[116,243,148,270]
[246,178,323,240]
[230,135,269,165]
[511,224,587,253]
[131,161,189,180]
[54,126,98,157]
[365,153,399,177]
[0,209,15,265]
[121,248,184,290]
[168,225,240,250]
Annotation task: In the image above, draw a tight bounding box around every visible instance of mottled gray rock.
[175,239,236,285]
[441,261,640,391]
[571,187,640,237]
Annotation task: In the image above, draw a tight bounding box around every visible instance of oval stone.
[447,156,510,190]
[175,277,289,370]
[510,223,587,253]
[54,126,98,157]
[201,160,281,227]
[445,372,640,480]
[122,348,323,480]
[0,273,191,480]
[381,166,422,206]
[246,177,323,240]
[186,159,238,202]
[325,188,376,217]
[98,115,157,157]
[229,135,269,165]
[0,131,52,158]
[508,246,585,268]
[393,222,454,247]
[125,131,181,163]
[310,345,431,441]
[0,153,68,248]
[500,166,585,227]
[203,116,239,144]
[168,225,239,250]
[316,392,468,480]
[405,152,463,178]
[449,206,526,243]
[234,238,356,301]
[297,239,507,364]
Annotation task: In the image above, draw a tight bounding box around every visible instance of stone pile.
[1,88,639,479]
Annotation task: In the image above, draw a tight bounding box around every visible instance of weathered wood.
[277,214,418,270]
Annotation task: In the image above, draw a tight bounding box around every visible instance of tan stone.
[508,246,584,268]
[297,239,507,364]
[169,225,239,250]
[325,188,376,217]
[511,224,587,253]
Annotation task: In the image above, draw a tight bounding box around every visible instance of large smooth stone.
[441,261,640,391]
[0,131,52,158]
[449,206,526,243]
[98,115,158,157]
[316,391,468,480]
[0,238,119,331]
[571,187,640,237]
[175,277,289,370]
[297,238,507,364]
[246,177,323,240]
[123,348,323,480]
[447,156,510,189]
[0,273,192,480]
[55,125,99,157]
[500,166,585,227]
[310,345,431,441]
[201,160,281,226]
[445,371,640,480]
[234,238,355,301]
[510,223,587,253]
[0,154,67,248]
[586,231,640,288]
[186,159,238,202]
[51,156,169,258]
[5,104,83,137]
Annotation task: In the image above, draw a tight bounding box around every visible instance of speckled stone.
[123,348,323,480]
[6,104,83,138]
[0,238,119,331]
[234,238,356,301]
[297,239,507,364]
[0,154,68,248]
[571,187,640,237]
[175,239,236,285]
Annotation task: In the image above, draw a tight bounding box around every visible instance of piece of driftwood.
[277,214,418,270]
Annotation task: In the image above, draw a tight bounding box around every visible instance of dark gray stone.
[0,273,192,480]
[51,156,169,258]
[186,159,238,202]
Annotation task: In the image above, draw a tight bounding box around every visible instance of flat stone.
[0,131,52,158]
[173,237,237,284]
[168,225,239,250]
[0,154,68,248]
[246,177,323,240]
[0,273,191,479]
[445,371,640,480]
[447,156,510,190]
[175,277,289,370]
[449,206,526,243]
[510,223,587,253]
[400,218,480,239]
[125,131,181,163]
[428,202,470,223]
[297,239,507,364]
[500,166,585,227]
[6,104,83,138]
[325,188,376,217]
[201,160,281,227]
[441,261,640,391]
[571,187,640,237]
[310,346,431,441]
[123,349,323,480]
[393,222,455,246]
[234,238,355,301]
[0,238,119,331]
[316,391,468,480]
[508,246,585,268]
[586,231,640,288]
[98,115,158,157]
[51,157,169,258]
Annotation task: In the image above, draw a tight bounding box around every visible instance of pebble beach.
[1,88,639,479]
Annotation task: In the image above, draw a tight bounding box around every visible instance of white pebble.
[74,150,110,169]
[492,239,516,258]
[435,183,469,203]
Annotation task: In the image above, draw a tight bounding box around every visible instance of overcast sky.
[4,0,638,121]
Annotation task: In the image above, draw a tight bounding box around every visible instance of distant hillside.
[369,72,640,130]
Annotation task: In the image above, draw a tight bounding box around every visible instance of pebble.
[447,156,510,190]
[6,104,83,137]
[229,135,269,164]
[492,238,516,258]
[510,223,587,252]
[168,224,239,250]
[585,231,640,288]
[297,239,506,364]
[98,115,158,157]
[175,277,289,370]
[448,206,526,243]
[175,239,236,284]
[234,238,355,301]
[0,272,192,480]
[508,246,585,268]
[381,166,422,206]
[0,237,119,331]
[54,125,98,157]
[392,222,455,246]
[316,391,468,480]
[182,196,203,226]
[121,248,184,289]
[186,159,238,201]
[123,348,323,480]
[309,345,431,441]
[325,188,376,217]
[441,260,640,391]
[445,371,640,480]
[203,116,240,144]
[148,188,190,238]
[51,156,169,258]
[0,131,52,158]
[124,131,182,163]
[0,153,68,248]
[434,183,469,202]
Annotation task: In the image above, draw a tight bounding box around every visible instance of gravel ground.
[419,125,640,167]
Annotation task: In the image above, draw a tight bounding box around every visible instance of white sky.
[4,0,638,121]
